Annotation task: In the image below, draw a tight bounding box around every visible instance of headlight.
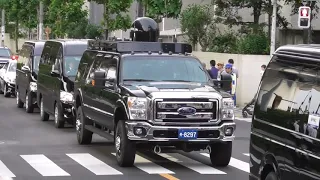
[60,91,74,104]
[221,98,234,120]
[127,97,147,120]
[5,76,15,84]
[29,82,37,92]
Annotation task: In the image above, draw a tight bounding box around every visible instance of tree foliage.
[88,0,133,31]
[47,0,88,38]
[180,4,217,51]
[138,0,182,23]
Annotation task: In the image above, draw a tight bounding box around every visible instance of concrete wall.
[192,52,271,106]
[3,34,25,53]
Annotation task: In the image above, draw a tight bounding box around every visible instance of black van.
[16,41,45,113]
[37,39,89,128]
[250,44,320,180]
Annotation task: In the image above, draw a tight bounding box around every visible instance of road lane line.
[0,160,15,177]
[20,154,70,176]
[160,173,180,180]
[66,153,122,175]
[243,153,250,156]
[200,153,249,173]
[111,153,174,174]
[159,153,226,174]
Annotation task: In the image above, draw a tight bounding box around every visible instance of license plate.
[178,129,198,140]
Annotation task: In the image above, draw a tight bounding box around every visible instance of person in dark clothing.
[201,62,212,77]
[210,60,218,79]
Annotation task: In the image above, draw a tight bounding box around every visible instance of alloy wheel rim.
[3,84,6,94]
[54,106,58,124]
[16,92,19,104]
[115,136,121,155]
[25,95,28,110]
[76,118,81,132]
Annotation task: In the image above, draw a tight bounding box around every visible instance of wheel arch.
[114,100,129,131]
[260,153,279,180]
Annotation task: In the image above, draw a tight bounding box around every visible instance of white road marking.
[243,153,250,157]
[67,153,122,175]
[20,154,70,176]
[0,160,15,177]
[200,153,249,173]
[159,153,226,174]
[235,117,252,122]
[111,153,174,174]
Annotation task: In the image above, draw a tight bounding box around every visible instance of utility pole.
[38,1,44,40]
[1,9,5,47]
[270,0,277,56]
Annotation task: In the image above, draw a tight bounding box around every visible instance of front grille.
[154,98,218,123]
[153,130,220,138]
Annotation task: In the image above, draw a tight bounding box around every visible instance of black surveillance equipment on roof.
[130,17,159,42]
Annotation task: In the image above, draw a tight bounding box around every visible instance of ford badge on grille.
[177,107,197,116]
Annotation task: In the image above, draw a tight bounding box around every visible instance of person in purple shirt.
[209,60,219,79]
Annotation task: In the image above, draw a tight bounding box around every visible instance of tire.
[3,83,10,97]
[76,106,92,144]
[54,103,65,128]
[25,92,34,113]
[242,111,248,118]
[115,120,136,167]
[40,98,49,121]
[16,91,24,108]
[265,172,277,180]
[209,141,232,167]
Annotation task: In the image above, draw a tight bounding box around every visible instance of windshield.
[33,56,41,73]
[8,62,17,72]
[121,56,210,83]
[0,49,11,58]
[63,56,81,76]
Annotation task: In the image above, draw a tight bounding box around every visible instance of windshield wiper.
[123,79,157,82]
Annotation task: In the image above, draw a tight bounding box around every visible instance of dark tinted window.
[33,56,41,73]
[76,51,97,81]
[121,56,209,83]
[0,48,12,57]
[63,56,82,76]
[64,44,87,56]
[34,44,45,56]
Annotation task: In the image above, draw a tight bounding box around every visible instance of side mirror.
[50,70,60,77]
[220,73,233,92]
[93,71,106,86]
[21,65,30,72]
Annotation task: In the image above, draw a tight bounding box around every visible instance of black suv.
[16,40,45,113]
[74,17,236,167]
[37,39,89,128]
[250,44,320,180]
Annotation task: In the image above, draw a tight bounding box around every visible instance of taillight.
[11,55,18,60]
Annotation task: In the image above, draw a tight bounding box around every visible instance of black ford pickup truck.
[73,17,236,168]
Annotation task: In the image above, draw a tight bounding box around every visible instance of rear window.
[65,44,87,56]
[0,48,11,57]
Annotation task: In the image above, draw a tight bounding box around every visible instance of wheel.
[76,106,92,144]
[40,98,49,121]
[265,171,277,180]
[25,92,34,113]
[16,91,24,108]
[3,83,10,97]
[115,120,136,167]
[242,111,248,118]
[54,103,65,128]
[209,141,232,167]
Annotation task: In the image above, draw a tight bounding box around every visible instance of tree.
[180,4,217,51]
[19,0,40,38]
[47,0,88,38]
[138,0,182,23]
[3,0,21,52]
[88,0,133,34]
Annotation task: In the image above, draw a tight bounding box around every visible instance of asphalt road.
[0,96,251,180]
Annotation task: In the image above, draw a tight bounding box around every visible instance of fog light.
[133,127,146,136]
[225,127,233,136]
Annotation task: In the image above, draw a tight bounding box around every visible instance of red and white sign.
[299,6,310,18]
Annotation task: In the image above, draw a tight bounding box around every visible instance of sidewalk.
[234,106,252,122]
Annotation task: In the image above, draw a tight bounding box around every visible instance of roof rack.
[88,39,192,54]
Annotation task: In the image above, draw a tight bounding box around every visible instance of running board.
[85,125,114,141]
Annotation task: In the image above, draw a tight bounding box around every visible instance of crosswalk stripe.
[200,153,249,173]
[243,153,250,157]
[66,153,122,175]
[159,153,226,174]
[0,160,15,177]
[111,153,174,174]
[20,155,70,176]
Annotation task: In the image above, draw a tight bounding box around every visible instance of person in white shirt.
[228,59,238,78]
[260,64,266,77]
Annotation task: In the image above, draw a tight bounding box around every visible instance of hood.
[0,58,10,62]
[121,81,231,98]
[5,71,16,79]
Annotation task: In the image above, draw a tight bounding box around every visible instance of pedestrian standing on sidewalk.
[260,64,266,77]
[227,59,238,105]
[201,62,212,77]
[223,63,237,106]
[209,60,218,79]
[216,62,224,80]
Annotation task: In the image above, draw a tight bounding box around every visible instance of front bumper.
[6,83,15,93]
[61,102,74,119]
[126,121,236,142]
